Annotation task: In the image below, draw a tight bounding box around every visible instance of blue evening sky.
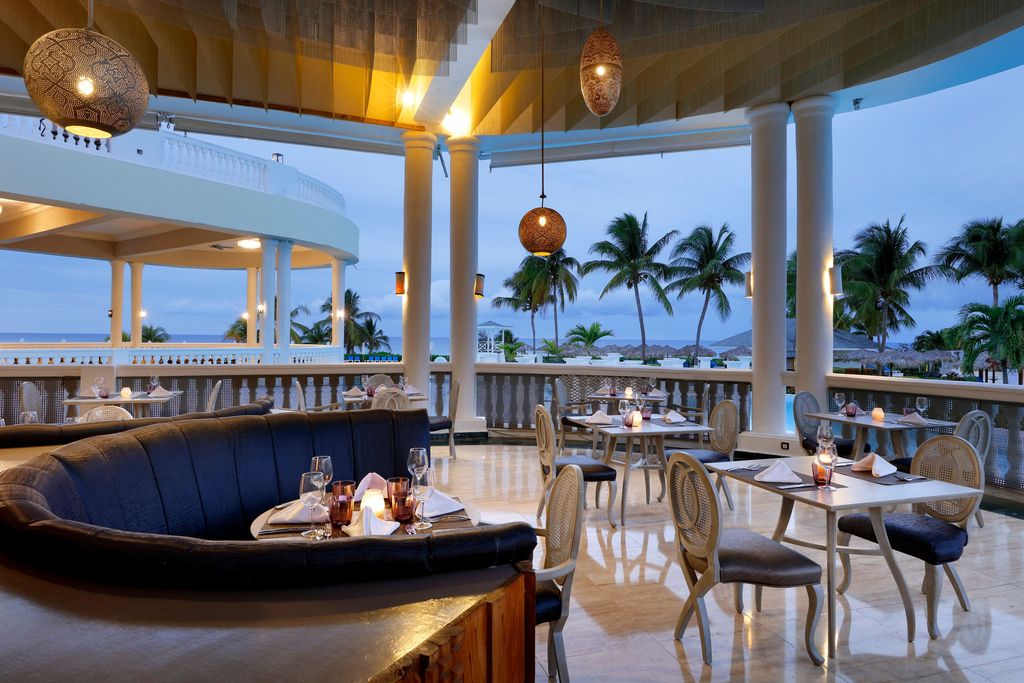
[1,64,1023,346]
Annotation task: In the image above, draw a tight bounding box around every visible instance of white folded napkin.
[268,500,328,525]
[423,489,465,517]
[594,386,611,395]
[897,412,928,426]
[648,388,668,398]
[342,510,400,537]
[661,410,688,424]
[404,384,420,395]
[148,386,172,397]
[754,460,803,484]
[354,472,388,502]
[585,410,613,425]
[851,453,897,477]
[344,386,366,397]
[78,386,97,398]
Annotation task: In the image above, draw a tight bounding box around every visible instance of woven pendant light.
[580,27,622,117]
[518,3,566,257]
[23,0,148,139]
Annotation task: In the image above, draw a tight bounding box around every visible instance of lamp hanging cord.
[87,0,94,29]
[538,1,546,206]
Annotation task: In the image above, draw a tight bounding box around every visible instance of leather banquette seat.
[0,408,536,588]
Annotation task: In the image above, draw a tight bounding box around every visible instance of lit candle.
[624,387,634,400]
[361,489,386,518]
[120,387,132,399]
[871,407,885,422]
[631,411,643,429]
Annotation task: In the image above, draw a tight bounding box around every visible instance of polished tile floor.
[432,443,1024,683]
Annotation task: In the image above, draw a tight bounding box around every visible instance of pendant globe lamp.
[580,27,622,116]
[518,4,566,257]
[23,0,149,139]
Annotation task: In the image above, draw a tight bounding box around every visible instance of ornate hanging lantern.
[23,0,148,139]
[519,4,567,256]
[580,27,622,117]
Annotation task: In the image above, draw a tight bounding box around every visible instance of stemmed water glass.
[834,392,846,414]
[311,455,333,500]
[20,411,38,425]
[617,399,629,424]
[148,375,160,393]
[915,396,929,417]
[816,421,834,449]
[299,472,325,540]
[413,469,436,531]
[407,447,429,479]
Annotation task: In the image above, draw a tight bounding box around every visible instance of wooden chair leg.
[606,480,618,528]
[675,572,716,665]
[733,583,744,614]
[837,531,853,594]
[644,468,651,504]
[448,428,456,460]
[546,628,557,683]
[754,585,763,612]
[974,509,985,528]
[924,562,943,639]
[805,584,825,666]
[716,474,735,511]
[944,564,970,612]
[550,624,569,683]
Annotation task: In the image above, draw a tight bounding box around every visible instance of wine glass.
[816,421,834,448]
[407,447,429,479]
[20,411,39,425]
[148,375,160,393]
[398,375,406,391]
[617,399,629,424]
[299,472,325,540]
[413,469,435,531]
[915,396,929,417]
[311,455,333,498]
[833,392,846,414]
[0,418,6,428]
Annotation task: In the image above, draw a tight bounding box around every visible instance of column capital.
[745,102,790,127]
[446,136,480,155]
[791,94,837,120]
[401,130,438,151]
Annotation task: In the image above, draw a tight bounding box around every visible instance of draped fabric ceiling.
[0,0,1022,136]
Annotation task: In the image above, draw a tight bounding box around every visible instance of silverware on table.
[777,483,817,490]
[272,501,293,510]
[895,473,925,482]
[257,527,308,536]
[426,514,471,523]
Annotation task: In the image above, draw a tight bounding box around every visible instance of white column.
[745,103,790,436]
[276,240,293,360]
[129,262,144,347]
[331,258,346,349]
[109,259,124,348]
[260,239,277,362]
[402,131,437,395]
[448,136,484,432]
[245,267,258,346]
[793,95,837,405]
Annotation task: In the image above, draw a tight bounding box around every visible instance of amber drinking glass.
[329,480,355,528]
[387,476,410,508]
[392,490,416,524]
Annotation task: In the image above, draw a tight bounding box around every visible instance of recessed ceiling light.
[237,238,261,250]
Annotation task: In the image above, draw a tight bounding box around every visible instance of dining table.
[706,455,982,660]
[563,413,713,524]
[341,391,427,409]
[250,498,480,539]
[805,411,958,459]
[62,390,183,418]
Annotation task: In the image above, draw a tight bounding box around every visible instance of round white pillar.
[745,103,790,436]
[276,241,293,360]
[259,239,277,362]
[109,259,125,348]
[245,267,258,346]
[402,131,437,396]
[331,258,346,349]
[793,95,838,406]
[129,262,144,347]
[448,136,484,432]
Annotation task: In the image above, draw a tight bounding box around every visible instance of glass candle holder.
[640,405,653,420]
[624,387,634,400]
[392,490,416,523]
[362,489,386,518]
[812,447,836,489]
[630,410,643,429]
[871,407,885,422]
[329,480,355,527]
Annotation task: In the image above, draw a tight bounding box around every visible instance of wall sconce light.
[474,273,485,299]
[395,271,406,296]
[337,309,346,320]
[828,264,844,299]
[241,311,249,320]
[744,270,753,299]
[139,309,148,319]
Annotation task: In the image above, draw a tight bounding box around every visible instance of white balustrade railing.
[0,345,341,366]
[0,114,345,215]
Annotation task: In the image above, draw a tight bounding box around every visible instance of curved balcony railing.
[0,344,341,367]
[0,113,346,215]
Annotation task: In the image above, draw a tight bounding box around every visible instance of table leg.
[852,427,867,459]
[620,436,633,526]
[656,435,667,502]
[868,506,916,641]
[141,403,151,418]
[826,510,837,658]
[771,498,795,541]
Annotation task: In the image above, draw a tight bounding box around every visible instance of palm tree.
[667,224,750,362]
[912,329,949,352]
[538,249,580,348]
[360,318,391,353]
[321,290,382,354]
[287,303,311,343]
[842,217,939,351]
[496,330,526,362]
[224,318,247,343]
[955,295,1024,384]
[491,256,548,351]
[566,322,615,355]
[935,218,1024,306]
[141,324,170,343]
[293,319,332,345]
[582,212,678,361]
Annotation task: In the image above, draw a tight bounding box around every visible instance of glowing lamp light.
[829,264,845,299]
[631,411,643,429]
[76,76,95,97]
[624,387,634,400]
[361,489,386,518]
[257,302,266,314]
[518,206,566,256]
[237,238,261,250]
[474,273,486,300]
[120,387,132,399]
[395,271,407,296]
[871,407,885,422]
[579,28,623,117]
[241,311,249,320]
[401,90,416,108]
[442,109,470,137]
[744,271,754,299]
[139,309,147,319]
